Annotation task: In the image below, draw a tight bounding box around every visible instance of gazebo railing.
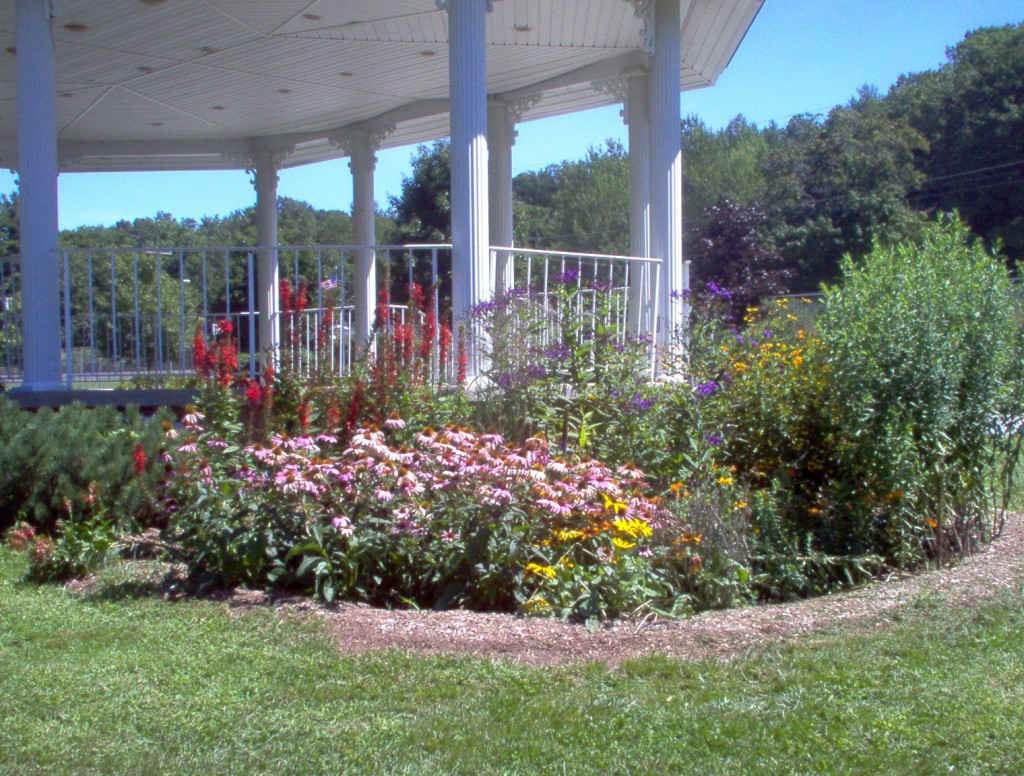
[0,244,657,389]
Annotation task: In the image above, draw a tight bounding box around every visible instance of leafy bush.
[822,216,1023,564]
[0,399,170,535]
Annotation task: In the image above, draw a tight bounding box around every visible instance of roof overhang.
[0,0,763,172]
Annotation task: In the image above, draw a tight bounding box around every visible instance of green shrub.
[821,216,1023,564]
[0,399,170,536]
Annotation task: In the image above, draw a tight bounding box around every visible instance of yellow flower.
[717,475,734,486]
[602,492,629,515]
[525,563,557,579]
[612,537,636,549]
[924,516,939,529]
[733,500,748,510]
[613,518,653,538]
[524,597,552,614]
[552,529,585,542]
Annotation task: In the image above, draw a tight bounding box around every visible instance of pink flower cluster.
[178,422,675,546]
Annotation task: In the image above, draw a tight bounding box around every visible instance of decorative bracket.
[330,125,395,173]
[223,146,293,187]
[592,77,630,124]
[489,94,540,148]
[624,0,654,55]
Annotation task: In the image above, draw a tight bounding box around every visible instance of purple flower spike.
[705,281,732,299]
[704,433,724,446]
[696,380,719,397]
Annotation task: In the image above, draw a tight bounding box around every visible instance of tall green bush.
[821,216,1023,563]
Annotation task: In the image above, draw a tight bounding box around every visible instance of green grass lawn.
[2,549,1022,775]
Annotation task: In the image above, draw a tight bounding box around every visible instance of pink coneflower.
[440,529,458,543]
[384,413,406,430]
[375,488,395,503]
[206,437,228,449]
[178,436,199,454]
[331,515,354,536]
[536,498,572,517]
[482,487,515,505]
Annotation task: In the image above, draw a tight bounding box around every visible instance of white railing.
[0,244,656,389]
[482,247,662,376]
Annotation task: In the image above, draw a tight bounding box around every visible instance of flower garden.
[3,217,1023,623]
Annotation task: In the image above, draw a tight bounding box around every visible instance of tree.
[388,141,452,244]
[0,192,18,259]
[691,197,791,320]
[763,90,927,288]
[682,115,768,238]
[888,23,1024,261]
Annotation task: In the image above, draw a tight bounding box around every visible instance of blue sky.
[3,0,1023,230]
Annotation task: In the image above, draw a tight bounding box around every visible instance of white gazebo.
[1,0,762,391]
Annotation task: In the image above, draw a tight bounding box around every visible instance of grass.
[2,549,1023,775]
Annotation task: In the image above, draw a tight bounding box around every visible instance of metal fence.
[1,244,655,389]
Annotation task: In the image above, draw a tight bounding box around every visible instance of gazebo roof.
[0,0,762,172]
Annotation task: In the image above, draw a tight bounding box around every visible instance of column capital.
[330,125,395,163]
[436,0,494,12]
[489,94,539,147]
[222,146,292,188]
[623,0,654,54]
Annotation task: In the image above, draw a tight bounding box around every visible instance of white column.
[487,101,514,294]
[625,74,652,337]
[649,0,686,349]
[15,0,61,390]
[253,150,280,364]
[348,132,377,351]
[442,0,491,372]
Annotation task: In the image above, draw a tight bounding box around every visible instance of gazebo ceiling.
[0,0,763,172]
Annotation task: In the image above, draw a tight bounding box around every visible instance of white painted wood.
[0,0,763,171]
[253,150,281,364]
[626,74,652,337]
[649,0,686,352]
[488,100,514,293]
[348,132,378,352]
[446,0,490,346]
[15,0,62,390]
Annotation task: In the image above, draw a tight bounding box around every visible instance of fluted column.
[441,0,492,375]
[625,75,652,337]
[348,132,377,351]
[253,150,280,364]
[15,0,61,390]
[649,0,686,350]
[488,101,514,294]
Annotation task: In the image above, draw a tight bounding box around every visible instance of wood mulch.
[192,514,1024,668]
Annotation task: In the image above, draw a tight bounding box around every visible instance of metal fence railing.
[1,244,655,389]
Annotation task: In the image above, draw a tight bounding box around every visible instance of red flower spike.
[132,442,148,475]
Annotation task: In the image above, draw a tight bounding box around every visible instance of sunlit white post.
[488,100,514,294]
[15,0,62,390]
[440,0,492,376]
[626,74,652,337]
[253,149,280,364]
[649,0,686,354]
[348,131,378,351]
